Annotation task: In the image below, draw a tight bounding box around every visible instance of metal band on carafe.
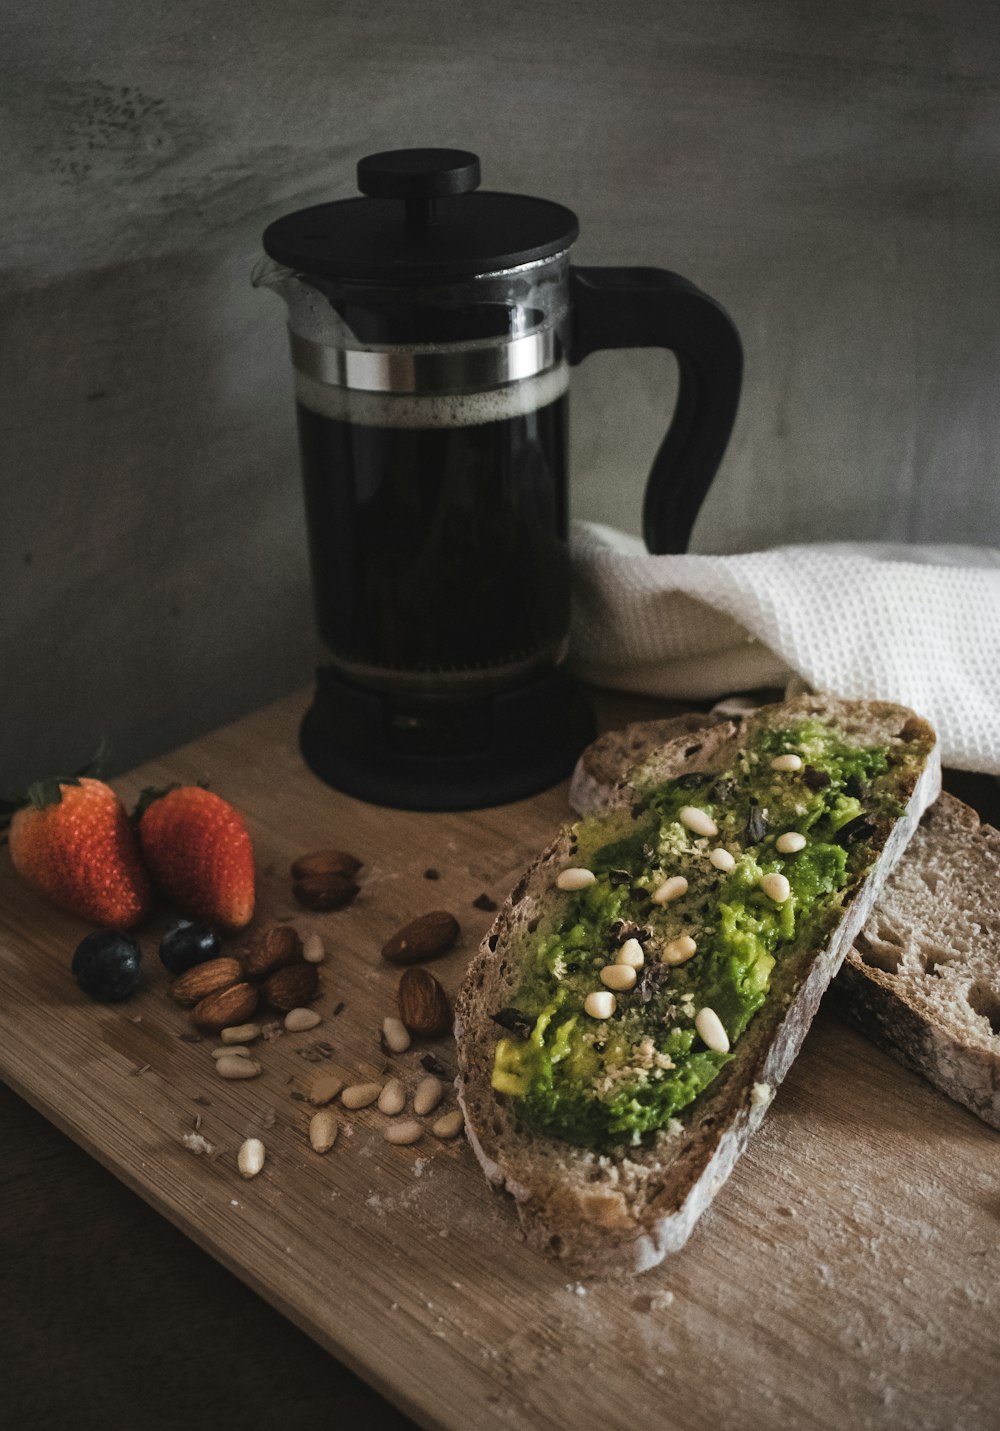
[288,329,558,395]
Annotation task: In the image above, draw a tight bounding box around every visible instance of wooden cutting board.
[0,690,997,1431]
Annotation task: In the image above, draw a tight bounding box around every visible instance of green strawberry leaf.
[25,777,81,810]
[132,784,181,823]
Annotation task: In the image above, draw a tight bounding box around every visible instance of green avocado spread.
[490,718,911,1150]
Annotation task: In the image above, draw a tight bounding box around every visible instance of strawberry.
[136,785,255,931]
[9,777,152,927]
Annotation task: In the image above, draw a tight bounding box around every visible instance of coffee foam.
[294,361,569,429]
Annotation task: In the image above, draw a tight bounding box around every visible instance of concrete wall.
[3,1,999,785]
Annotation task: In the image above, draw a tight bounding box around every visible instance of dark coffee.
[296,372,570,691]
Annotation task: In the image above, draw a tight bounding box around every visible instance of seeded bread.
[571,716,1000,1132]
[455,696,940,1276]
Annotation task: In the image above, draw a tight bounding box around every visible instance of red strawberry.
[9,777,152,927]
[136,785,255,931]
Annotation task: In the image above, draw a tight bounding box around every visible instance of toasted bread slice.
[572,714,1000,1132]
[455,696,939,1275]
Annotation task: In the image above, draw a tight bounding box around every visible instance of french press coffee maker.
[256,149,741,811]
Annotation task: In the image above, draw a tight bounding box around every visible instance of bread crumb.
[649,1289,674,1310]
[181,1132,215,1156]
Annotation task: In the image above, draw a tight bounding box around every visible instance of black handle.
[569,267,743,554]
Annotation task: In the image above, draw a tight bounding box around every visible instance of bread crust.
[455,695,940,1276]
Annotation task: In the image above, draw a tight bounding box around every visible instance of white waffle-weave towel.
[570,523,1000,774]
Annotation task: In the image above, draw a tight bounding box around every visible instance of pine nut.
[695,1007,730,1053]
[652,875,688,905]
[284,1007,322,1032]
[382,1016,411,1053]
[710,848,737,872]
[221,1023,260,1045]
[616,938,645,968]
[212,1045,251,1059]
[600,963,637,992]
[309,1110,339,1153]
[679,806,718,838]
[237,1138,265,1178]
[776,831,807,854]
[760,872,791,903]
[216,1055,263,1079]
[378,1077,406,1115]
[341,1081,383,1109]
[771,753,802,772]
[432,1109,464,1139]
[556,867,596,891]
[584,990,616,1019]
[413,1076,446,1116]
[661,935,698,966]
[308,1073,344,1106]
[384,1118,422,1145]
[302,933,325,964]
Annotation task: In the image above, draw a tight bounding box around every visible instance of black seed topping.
[746,801,767,844]
[834,814,876,846]
[490,1007,533,1038]
[803,765,831,791]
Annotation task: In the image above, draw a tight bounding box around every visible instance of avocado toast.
[455,695,940,1275]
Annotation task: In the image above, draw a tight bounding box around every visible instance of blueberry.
[72,930,143,1003]
[159,920,221,975]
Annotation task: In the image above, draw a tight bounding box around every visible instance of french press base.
[299,666,596,812]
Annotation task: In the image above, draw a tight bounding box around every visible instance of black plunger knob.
[356,149,481,201]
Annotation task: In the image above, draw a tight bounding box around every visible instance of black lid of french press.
[262,148,579,283]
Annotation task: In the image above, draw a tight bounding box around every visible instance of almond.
[381,910,460,965]
[262,962,319,1011]
[192,982,259,1032]
[397,967,451,1037]
[292,872,359,911]
[170,957,243,1007]
[290,849,363,881]
[242,924,303,981]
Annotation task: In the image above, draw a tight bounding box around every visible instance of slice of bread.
[832,794,1000,1129]
[455,696,940,1276]
[571,714,1000,1132]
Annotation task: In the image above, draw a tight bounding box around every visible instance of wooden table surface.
[1,688,998,1431]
